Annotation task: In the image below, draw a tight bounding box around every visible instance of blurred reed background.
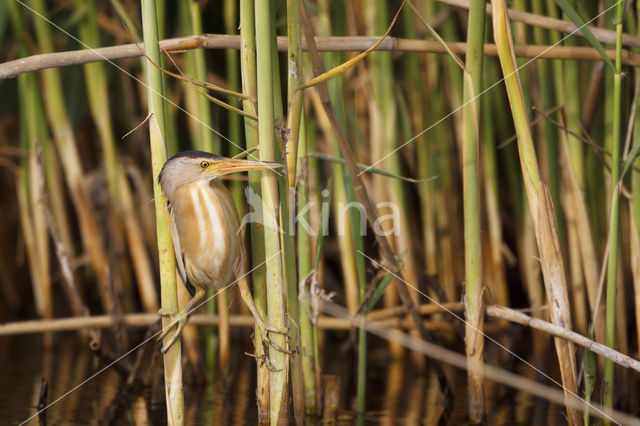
[1,0,640,424]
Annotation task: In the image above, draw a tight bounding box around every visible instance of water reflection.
[1,333,569,425]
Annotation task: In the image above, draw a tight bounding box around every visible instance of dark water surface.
[1,332,568,425]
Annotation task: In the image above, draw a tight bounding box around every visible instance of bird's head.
[159,150,282,200]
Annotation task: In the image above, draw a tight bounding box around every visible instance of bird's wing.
[170,209,195,297]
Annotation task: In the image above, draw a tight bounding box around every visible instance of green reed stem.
[189,0,218,153]
[255,1,288,422]
[462,0,486,421]
[633,2,640,365]
[10,4,52,321]
[239,0,270,422]
[77,0,158,313]
[562,1,585,189]
[30,0,114,314]
[603,0,626,419]
[296,114,318,415]
[223,0,244,210]
[491,1,579,423]
[141,0,184,424]
[285,0,305,419]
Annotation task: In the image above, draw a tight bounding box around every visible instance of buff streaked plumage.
[156,151,282,352]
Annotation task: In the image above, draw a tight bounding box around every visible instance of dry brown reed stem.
[367,299,640,373]
[2,307,638,372]
[30,3,114,315]
[320,301,640,426]
[2,35,640,79]
[0,313,482,334]
[485,305,640,373]
[439,0,640,48]
[367,301,464,320]
[558,125,605,344]
[491,0,578,422]
[35,149,92,319]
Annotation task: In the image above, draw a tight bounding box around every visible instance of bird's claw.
[252,316,292,356]
[263,336,294,355]
[156,309,188,353]
[265,358,282,372]
[266,326,289,335]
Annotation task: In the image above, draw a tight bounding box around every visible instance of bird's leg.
[157,286,207,353]
[237,275,292,355]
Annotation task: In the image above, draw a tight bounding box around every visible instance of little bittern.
[157,150,282,352]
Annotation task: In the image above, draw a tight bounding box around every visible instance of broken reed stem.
[140,0,184,424]
[490,0,579,423]
[3,35,640,79]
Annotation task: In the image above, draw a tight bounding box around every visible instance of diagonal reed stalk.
[140,0,184,424]
[490,0,579,423]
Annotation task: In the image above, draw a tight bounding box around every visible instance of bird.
[157,150,283,352]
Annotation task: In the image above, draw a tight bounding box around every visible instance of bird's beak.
[213,158,284,175]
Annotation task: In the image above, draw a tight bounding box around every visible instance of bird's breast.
[172,181,241,287]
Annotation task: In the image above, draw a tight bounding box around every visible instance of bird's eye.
[200,161,210,169]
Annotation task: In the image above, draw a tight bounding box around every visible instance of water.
[0,332,566,425]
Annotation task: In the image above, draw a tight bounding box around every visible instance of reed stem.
[462,0,486,420]
[140,0,184,424]
[255,1,289,422]
[491,0,579,422]
[603,0,626,418]
[30,0,113,314]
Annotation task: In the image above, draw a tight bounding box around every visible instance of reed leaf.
[554,0,616,72]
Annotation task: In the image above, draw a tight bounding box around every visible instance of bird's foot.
[156,309,188,353]
[238,288,292,355]
[266,326,288,335]
[263,335,294,355]
[245,349,283,372]
[254,319,294,355]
